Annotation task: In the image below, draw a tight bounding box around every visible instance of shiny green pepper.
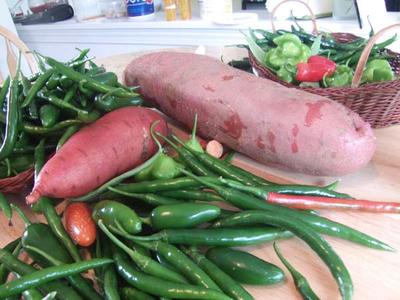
[134,153,183,181]
[21,223,73,267]
[150,203,221,230]
[92,200,142,235]
[94,94,143,112]
[361,59,394,83]
[39,104,60,128]
[264,34,311,82]
[92,72,119,87]
[323,65,354,87]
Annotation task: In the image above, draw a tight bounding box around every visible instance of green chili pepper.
[150,203,221,229]
[361,59,394,83]
[93,200,142,234]
[94,94,143,112]
[274,243,320,300]
[206,247,284,285]
[184,247,254,300]
[40,104,60,128]
[99,220,188,284]
[0,65,20,161]
[23,245,102,300]
[21,223,72,265]
[0,192,12,222]
[101,235,120,300]
[121,287,155,300]
[22,119,84,135]
[126,228,285,248]
[45,73,61,90]
[156,132,215,177]
[0,76,10,109]
[59,75,74,89]
[56,125,80,151]
[184,171,393,251]
[91,72,119,86]
[0,239,21,284]
[44,56,138,99]
[211,210,353,300]
[112,247,231,300]
[21,69,54,108]
[107,188,184,206]
[0,256,112,298]
[0,249,84,300]
[21,287,43,300]
[323,65,353,87]
[160,189,223,202]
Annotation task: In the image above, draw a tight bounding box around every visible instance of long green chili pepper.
[72,124,164,202]
[21,287,43,300]
[121,287,155,300]
[32,140,82,262]
[160,189,223,202]
[217,210,352,300]
[183,171,393,251]
[38,91,100,123]
[107,188,184,206]
[56,125,80,151]
[112,226,292,247]
[0,239,21,284]
[23,245,102,300]
[273,243,320,300]
[0,249,83,300]
[98,220,188,284]
[173,135,255,185]
[156,132,215,176]
[21,119,84,135]
[42,292,57,300]
[219,178,352,199]
[0,192,12,222]
[101,235,120,300]
[0,63,21,161]
[184,247,254,300]
[44,56,138,99]
[0,76,10,108]
[133,239,222,291]
[0,256,112,298]
[21,69,54,108]
[112,248,231,300]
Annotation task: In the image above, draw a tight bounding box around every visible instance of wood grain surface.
[1,47,399,300]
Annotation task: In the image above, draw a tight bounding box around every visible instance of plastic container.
[198,0,232,21]
[126,0,155,20]
[72,0,102,21]
[99,0,126,18]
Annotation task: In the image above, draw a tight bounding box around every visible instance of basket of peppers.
[245,0,400,128]
[0,49,142,193]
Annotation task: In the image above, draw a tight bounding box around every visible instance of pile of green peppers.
[0,49,141,180]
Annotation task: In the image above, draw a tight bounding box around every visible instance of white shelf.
[15,10,400,61]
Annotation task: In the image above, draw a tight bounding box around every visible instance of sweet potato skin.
[124,52,376,176]
[27,107,167,203]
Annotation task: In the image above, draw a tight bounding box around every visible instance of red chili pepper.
[267,192,400,213]
[296,55,336,82]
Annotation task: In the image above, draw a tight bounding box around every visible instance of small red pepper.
[296,55,336,82]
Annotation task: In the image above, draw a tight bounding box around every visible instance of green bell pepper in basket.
[323,65,354,87]
[361,59,394,83]
[264,34,311,83]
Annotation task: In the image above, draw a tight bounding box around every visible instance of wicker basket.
[0,25,38,193]
[0,168,34,194]
[249,0,400,128]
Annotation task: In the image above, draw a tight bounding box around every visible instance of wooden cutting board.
[1,47,399,300]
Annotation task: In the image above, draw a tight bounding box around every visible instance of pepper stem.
[23,245,63,265]
[10,204,31,227]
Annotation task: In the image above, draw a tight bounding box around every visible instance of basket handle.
[352,23,400,87]
[270,0,318,35]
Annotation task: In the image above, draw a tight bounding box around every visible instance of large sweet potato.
[124,52,376,176]
[26,107,167,203]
